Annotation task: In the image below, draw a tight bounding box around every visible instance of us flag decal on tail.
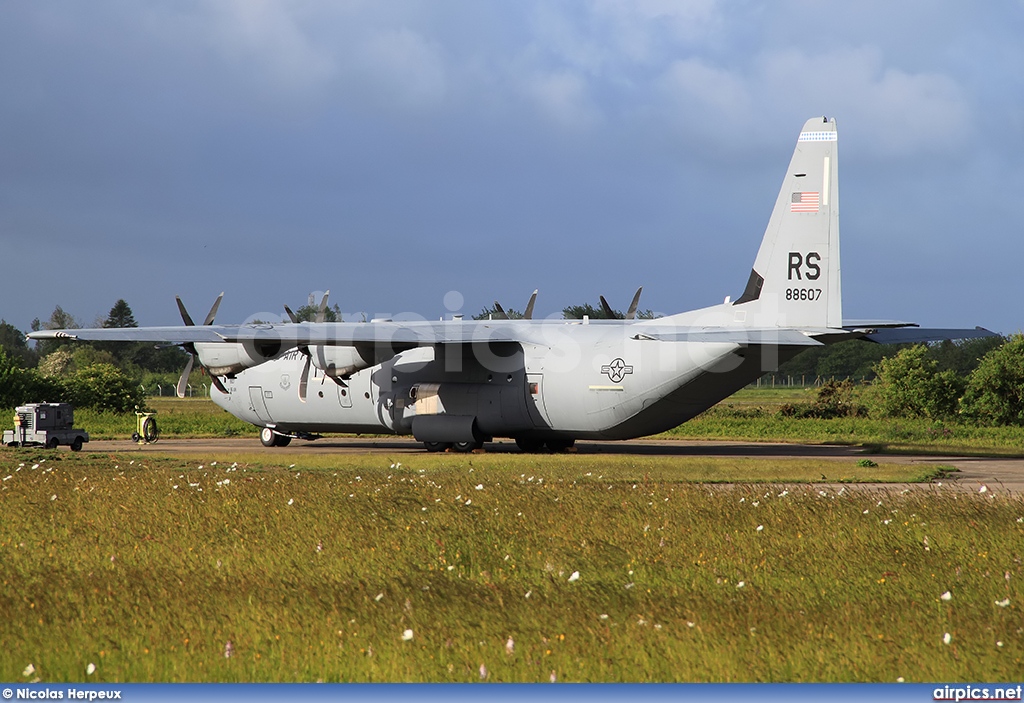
[791,192,819,212]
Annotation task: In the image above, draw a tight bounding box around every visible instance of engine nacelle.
[195,340,285,376]
[312,345,375,378]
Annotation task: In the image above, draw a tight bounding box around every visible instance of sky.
[1,1,1023,336]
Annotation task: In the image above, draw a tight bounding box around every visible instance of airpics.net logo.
[933,684,1023,701]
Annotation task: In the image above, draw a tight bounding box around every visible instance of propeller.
[284,291,332,402]
[599,286,644,320]
[492,289,539,320]
[625,286,643,320]
[523,290,537,320]
[175,293,228,397]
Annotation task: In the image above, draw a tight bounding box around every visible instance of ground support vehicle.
[3,402,89,451]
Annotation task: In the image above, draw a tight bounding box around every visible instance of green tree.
[95,298,186,373]
[926,336,1006,376]
[30,306,80,358]
[0,319,38,368]
[37,349,76,378]
[292,300,342,322]
[474,304,526,320]
[103,299,138,329]
[563,302,615,319]
[778,340,900,382]
[66,363,145,413]
[866,345,963,420]
[0,347,64,408]
[960,334,1024,426]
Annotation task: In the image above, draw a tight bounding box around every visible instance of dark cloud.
[1,1,1020,336]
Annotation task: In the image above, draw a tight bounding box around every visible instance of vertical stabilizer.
[735,117,841,329]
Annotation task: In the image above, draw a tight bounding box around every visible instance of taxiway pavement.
[77,437,1024,494]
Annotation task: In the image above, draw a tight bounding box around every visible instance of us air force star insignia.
[280,374,291,391]
[601,358,634,383]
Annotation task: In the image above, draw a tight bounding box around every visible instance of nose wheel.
[260,427,292,447]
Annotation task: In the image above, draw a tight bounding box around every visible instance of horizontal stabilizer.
[861,327,998,344]
[634,328,823,346]
[842,320,919,329]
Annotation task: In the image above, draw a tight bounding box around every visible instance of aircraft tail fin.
[734,117,841,329]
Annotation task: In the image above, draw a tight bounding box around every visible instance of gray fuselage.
[212,318,804,443]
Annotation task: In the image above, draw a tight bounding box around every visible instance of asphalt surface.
[77,437,1024,494]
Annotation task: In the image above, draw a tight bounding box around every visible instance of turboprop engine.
[195,340,285,376]
[311,344,375,378]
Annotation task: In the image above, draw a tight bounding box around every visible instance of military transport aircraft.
[30,117,992,452]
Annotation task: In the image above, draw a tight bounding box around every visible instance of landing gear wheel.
[47,437,59,449]
[71,437,83,452]
[260,427,284,447]
[276,435,291,447]
[515,437,545,453]
[423,441,452,452]
[545,438,576,453]
[453,440,483,453]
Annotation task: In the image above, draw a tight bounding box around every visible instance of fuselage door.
[248,386,273,424]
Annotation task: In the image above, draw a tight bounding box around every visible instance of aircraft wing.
[32,326,229,344]
[29,321,829,348]
[27,321,997,348]
[27,320,572,346]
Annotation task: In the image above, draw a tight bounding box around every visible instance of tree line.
[1,300,185,412]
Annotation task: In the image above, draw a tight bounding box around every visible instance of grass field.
[661,389,1024,456]
[2,448,1021,682]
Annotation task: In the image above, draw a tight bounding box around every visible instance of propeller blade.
[315,291,330,324]
[176,354,195,398]
[202,292,224,326]
[176,297,196,326]
[298,355,310,403]
[284,304,298,324]
[599,295,616,319]
[524,290,538,320]
[625,286,643,320]
[493,301,509,320]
